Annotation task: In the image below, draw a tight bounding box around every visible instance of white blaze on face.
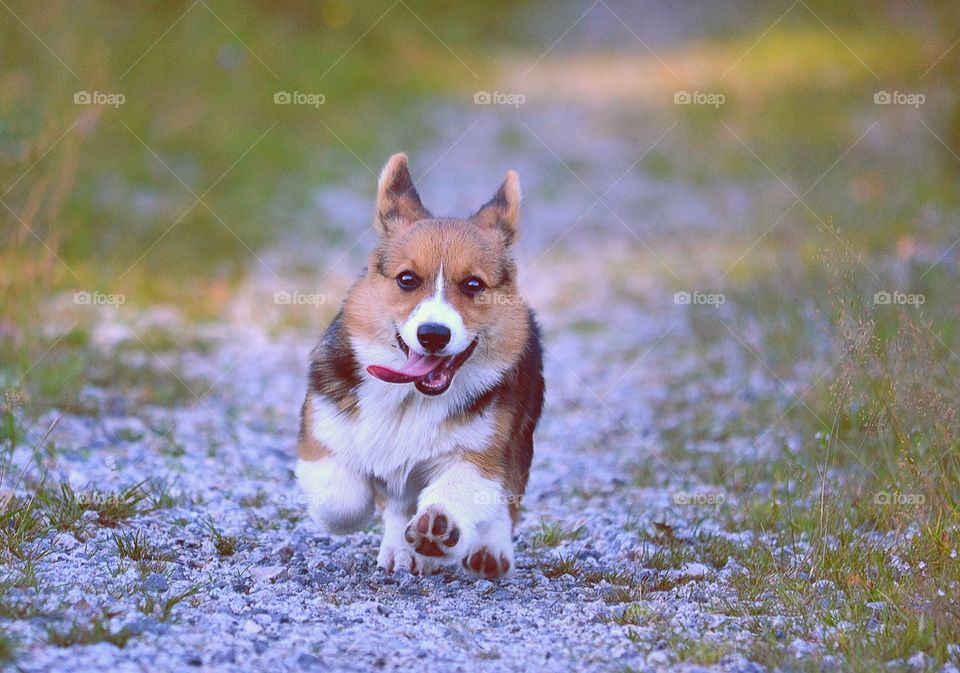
[400,263,471,356]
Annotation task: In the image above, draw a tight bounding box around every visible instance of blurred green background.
[2,0,959,324]
[3,0,960,424]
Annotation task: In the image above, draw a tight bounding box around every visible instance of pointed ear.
[472,170,521,245]
[375,153,430,236]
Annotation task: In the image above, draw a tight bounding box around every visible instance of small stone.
[474,579,494,592]
[212,649,237,664]
[123,617,157,635]
[681,562,710,579]
[297,653,322,669]
[242,619,263,634]
[250,565,286,584]
[646,650,673,666]
[142,573,168,593]
[58,533,79,550]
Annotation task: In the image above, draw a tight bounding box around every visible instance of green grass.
[646,246,960,670]
[610,603,651,627]
[201,516,238,558]
[673,637,731,666]
[1,411,175,603]
[541,552,582,580]
[112,529,174,562]
[38,483,89,539]
[0,631,15,664]
[45,614,134,649]
[529,519,586,548]
[0,0,526,406]
[82,481,153,528]
[136,583,202,623]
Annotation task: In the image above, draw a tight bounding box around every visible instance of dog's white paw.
[377,545,442,575]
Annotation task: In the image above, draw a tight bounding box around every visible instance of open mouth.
[366,334,478,396]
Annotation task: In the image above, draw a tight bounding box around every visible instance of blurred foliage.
[0,0,520,290]
[0,0,521,388]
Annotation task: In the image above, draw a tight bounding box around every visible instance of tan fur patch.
[297,392,331,461]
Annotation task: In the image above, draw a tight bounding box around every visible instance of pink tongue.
[367,349,446,384]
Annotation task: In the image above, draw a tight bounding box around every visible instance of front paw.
[377,545,441,575]
[462,545,513,579]
[404,504,461,558]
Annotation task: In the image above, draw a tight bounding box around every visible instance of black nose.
[417,322,451,353]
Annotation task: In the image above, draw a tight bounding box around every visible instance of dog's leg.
[377,498,441,575]
[404,461,515,578]
[460,505,515,579]
[295,457,374,534]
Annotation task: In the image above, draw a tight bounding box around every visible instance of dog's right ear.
[375,153,430,236]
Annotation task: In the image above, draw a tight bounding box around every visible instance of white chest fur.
[307,339,502,490]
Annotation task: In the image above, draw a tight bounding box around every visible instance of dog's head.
[345,153,529,396]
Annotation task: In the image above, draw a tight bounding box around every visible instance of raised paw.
[404,504,461,558]
[462,546,513,579]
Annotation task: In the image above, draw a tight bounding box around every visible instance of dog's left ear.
[472,170,521,245]
[375,153,430,236]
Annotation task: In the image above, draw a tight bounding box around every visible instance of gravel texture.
[5,106,815,672]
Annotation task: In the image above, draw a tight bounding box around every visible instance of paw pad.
[404,505,460,557]
[463,547,511,579]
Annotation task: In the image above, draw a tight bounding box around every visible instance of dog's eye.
[460,277,486,297]
[396,271,421,291]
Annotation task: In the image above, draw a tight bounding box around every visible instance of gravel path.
[4,104,775,672]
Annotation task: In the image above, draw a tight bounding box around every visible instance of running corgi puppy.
[295,153,544,578]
